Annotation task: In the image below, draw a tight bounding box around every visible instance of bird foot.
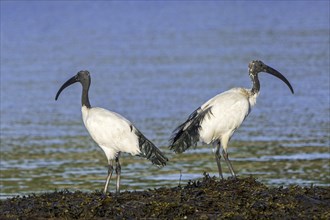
[228,175,238,180]
[100,192,108,199]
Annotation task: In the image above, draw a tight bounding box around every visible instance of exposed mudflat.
[1,174,329,219]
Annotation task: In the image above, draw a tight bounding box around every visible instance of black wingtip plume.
[169,107,212,153]
[135,129,168,166]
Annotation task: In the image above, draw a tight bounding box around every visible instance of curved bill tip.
[265,66,294,94]
[290,86,294,94]
[55,75,78,101]
[55,91,61,101]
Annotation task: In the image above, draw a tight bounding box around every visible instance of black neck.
[81,81,91,108]
[250,74,260,95]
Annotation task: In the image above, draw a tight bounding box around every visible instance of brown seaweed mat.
[1,174,329,219]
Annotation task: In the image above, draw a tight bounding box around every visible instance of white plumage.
[170,60,294,179]
[55,71,168,194]
[199,88,257,146]
[82,106,141,160]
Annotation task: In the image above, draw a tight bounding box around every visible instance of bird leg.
[115,152,121,194]
[103,160,114,194]
[222,149,236,178]
[215,142,224,179]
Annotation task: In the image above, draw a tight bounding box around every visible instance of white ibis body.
[55,71,168,194]
[170,60,294,179]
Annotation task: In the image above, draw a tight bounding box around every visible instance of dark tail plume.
[169,107,212,153]
[135,129,168,166]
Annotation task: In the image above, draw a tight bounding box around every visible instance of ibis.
[169,60,294,179]
[55,71,168,194]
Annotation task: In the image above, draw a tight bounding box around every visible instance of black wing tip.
[168,142,184,154]
[153,155,168,167]
[168,107,212,154]
[167,119,190,152]
[135,129,168,167]
[152,148,169,166]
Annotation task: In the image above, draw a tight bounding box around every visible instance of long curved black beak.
[264,66,294,94]
[55,75,78,100]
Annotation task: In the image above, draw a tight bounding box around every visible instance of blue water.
[1,1,329,196]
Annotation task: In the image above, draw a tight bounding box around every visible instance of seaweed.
[1,174,329,219]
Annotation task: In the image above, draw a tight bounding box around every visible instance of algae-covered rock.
[1,174,329,219]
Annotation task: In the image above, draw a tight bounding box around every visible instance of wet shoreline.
[1,141,329,199]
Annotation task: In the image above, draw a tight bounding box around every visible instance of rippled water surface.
[1,1,329,198]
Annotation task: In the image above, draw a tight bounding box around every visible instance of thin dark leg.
[215,142,224,179]
[103,160,114,194]
[222,149,236,178]
[115,152,121,194]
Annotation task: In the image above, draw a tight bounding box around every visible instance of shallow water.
[1,1,329,198]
